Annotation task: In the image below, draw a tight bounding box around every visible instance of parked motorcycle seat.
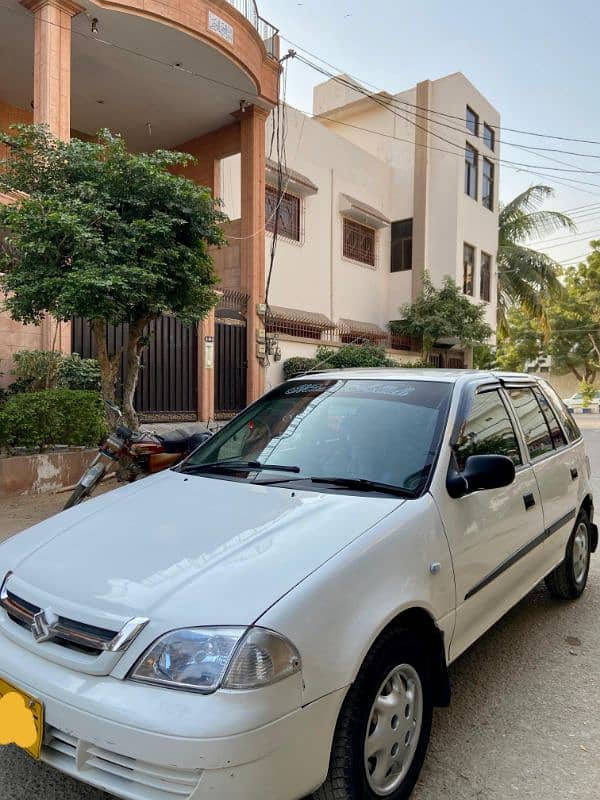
[158,425,212,454]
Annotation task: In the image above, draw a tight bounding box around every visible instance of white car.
[0,369,596,800]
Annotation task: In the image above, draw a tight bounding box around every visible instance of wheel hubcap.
[572,522,589,585]
[364,664,423,796]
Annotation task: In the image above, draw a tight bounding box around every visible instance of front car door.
[433,379,545,662]
[504,380,587,576]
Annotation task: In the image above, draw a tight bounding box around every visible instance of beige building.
[221,70,500,392]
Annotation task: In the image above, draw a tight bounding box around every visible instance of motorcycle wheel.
[64,483,91,510]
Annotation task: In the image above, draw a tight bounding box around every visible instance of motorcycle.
[64,401,213,509]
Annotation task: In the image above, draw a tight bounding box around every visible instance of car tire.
[545,509,591,600]
[314,628,433,800]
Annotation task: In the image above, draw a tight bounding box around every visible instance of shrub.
[10,349,101,393]
[315,343,396,370]
[58,353,102,391]
[0,389,107,449]
[282,356,318,380]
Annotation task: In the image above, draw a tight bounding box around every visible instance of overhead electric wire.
[283,34,600,148]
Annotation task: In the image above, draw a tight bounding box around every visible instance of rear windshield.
[187,379,453,495]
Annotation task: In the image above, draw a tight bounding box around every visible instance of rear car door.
[441,382,545,661]
[505,383,586,575]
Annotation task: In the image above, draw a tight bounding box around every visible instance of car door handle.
[523,493,536,510]
[570,467,579,480]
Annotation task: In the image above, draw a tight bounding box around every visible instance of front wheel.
[545,509,591,600]
[63,462,106,510]
[314,629,432,800]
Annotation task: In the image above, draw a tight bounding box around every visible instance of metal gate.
[71,315,198,420]
[215,310,247,417]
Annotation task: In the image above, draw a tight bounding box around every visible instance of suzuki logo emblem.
[31,607,59,643]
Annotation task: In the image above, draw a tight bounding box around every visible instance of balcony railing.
[224,0,279,57]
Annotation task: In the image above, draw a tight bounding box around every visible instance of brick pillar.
[239,105,269,405]
[21,0,82,141]
[21,0,83,352]
[198,310,215,423]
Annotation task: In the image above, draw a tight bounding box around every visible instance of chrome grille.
[0,573,148,656]
[44,726,202,800]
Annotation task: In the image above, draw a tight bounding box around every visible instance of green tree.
[498,185,574,336]
[390,273,492,361]
[546,243,600,384]
[495,309,544,372]
[0,125,225,427]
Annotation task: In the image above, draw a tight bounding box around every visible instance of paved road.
[1,424,600,799]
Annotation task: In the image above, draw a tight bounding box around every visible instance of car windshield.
[184,379,453,495]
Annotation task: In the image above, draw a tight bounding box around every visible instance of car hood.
[0,470,402,631]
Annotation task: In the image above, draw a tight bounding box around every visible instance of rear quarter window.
[540,382,582,443]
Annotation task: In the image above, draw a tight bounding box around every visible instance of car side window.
[454,389,522,471]
[541,382,582,443]
[532,387,567,449]
[507,387,554,459]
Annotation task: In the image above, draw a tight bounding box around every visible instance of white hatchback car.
[0,370,596,800]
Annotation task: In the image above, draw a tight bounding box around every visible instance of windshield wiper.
[180,460,301,475]
[257,475,413,497]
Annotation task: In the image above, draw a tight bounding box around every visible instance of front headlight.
[129,626,301,693]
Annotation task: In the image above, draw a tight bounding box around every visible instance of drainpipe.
[329,168,335,323]
[411,80,432,301]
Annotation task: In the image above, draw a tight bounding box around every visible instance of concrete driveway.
[1,424,599,799]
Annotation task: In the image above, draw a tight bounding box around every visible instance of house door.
[214,310,247,418]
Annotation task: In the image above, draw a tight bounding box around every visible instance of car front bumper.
[0,632,345,800]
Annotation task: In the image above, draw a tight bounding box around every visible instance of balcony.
[225,0,279,57]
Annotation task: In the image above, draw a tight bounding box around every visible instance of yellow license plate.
[0,677,44,759]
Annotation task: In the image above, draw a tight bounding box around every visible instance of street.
[1,423,599,800]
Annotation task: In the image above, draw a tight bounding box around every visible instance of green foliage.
[580,380,597,408]
[57,353,101,391]
[282,356,318,379]
[10,349,101,392]
[0,126,225,327]
[0,125,226,425]
[0,389,107,449]
[473,344,496,370]
[495,310,544,372]
[390,274,492,359]
[314,343,396,369]
[498,185,572,336]
[546,244,600,383]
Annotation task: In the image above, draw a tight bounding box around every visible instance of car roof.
[287,368,545,385]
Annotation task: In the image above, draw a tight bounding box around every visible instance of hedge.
[0,389,107,450]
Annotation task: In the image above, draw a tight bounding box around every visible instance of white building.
[219,70,500,391]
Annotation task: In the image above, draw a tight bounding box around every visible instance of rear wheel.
[314,629,432,800]
[545,509,591,600]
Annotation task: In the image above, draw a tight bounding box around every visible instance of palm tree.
[498,185,575,337]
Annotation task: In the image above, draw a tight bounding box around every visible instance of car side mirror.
[447,454,516,499]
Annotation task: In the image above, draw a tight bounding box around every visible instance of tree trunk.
[121,316,152,431]
[91,318,122,425]
[422,335,433,364]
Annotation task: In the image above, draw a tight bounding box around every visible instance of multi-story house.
[219,71,500,396]
[1,0,499,422]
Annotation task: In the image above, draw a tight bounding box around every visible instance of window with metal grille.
[482,158,494,210]
[265,185,301,241]
[466,106,479,136]
[390,219,413,272]
[480,251,492,301]
[465,144,478,199]
[343,218,376,267]
[483,123,495,151]
[463,243,475,295]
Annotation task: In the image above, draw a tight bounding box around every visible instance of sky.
[259,0,600,267]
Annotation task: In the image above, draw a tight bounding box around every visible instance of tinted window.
[390,219,413,272]
[541,382,582,443]
[466,106,479,135]
[508,388,554,459]
[455,390,522,471]
[187,380,453,494]
[533,387,567,449]
[465,144,478,199]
